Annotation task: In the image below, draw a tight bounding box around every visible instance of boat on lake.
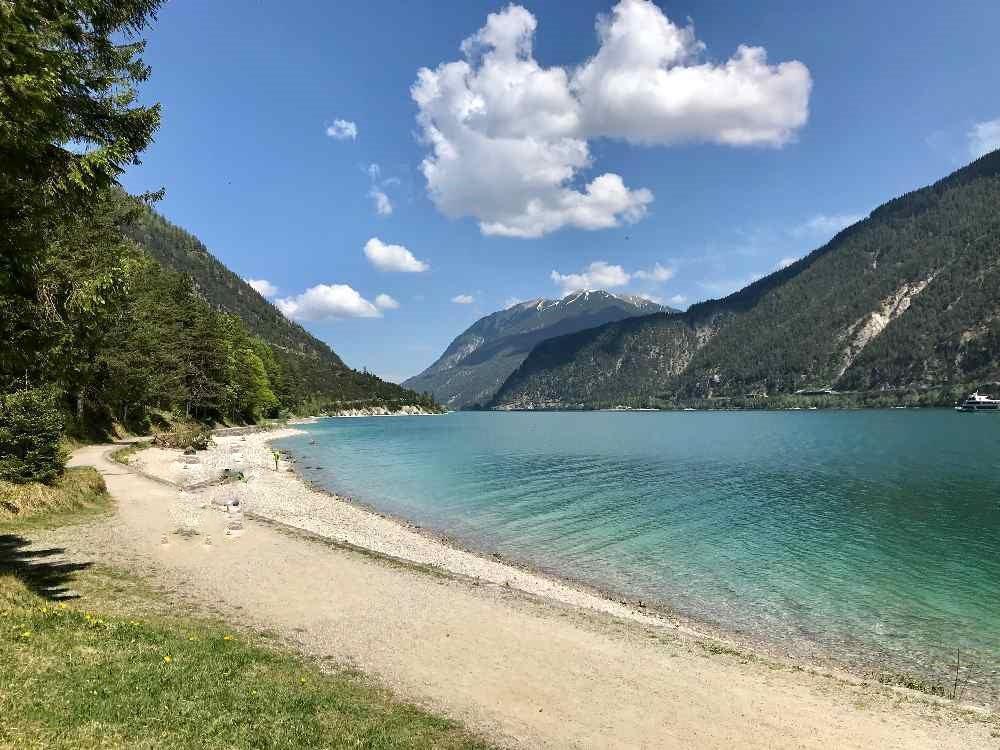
[955,392,1000,412]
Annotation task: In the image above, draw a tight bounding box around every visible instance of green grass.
[0,471,493,749]
[109,442,150,466]
[0,468,113,531]
[0,570,493,749]
[865,668,949,698]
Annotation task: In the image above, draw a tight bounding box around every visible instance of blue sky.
[120,0,1000,382]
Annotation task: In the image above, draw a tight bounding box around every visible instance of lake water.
[275,410,1000,704]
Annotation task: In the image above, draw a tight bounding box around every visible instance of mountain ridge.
[404,290,673,409]
[490,149,1000,410]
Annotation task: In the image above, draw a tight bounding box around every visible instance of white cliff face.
[326,404,441,417]
[438,336,485,371]
[836,276,935,379]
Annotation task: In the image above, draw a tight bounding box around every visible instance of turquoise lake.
[275,410,1000,703]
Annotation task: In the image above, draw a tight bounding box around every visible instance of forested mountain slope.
[126,209,435,411]
[403,291,670,409]
[491,150,1000,409]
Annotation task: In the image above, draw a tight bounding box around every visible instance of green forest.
[0,0,436,485]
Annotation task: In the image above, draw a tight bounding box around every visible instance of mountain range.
[403,291,671,409]
[490,149,1000,410]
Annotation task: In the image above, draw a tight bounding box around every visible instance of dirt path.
[59,444,994,749]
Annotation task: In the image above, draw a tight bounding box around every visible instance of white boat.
[955,392,1000,412]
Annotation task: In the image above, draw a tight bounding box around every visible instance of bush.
[0,389,66,484]
[152,425,213,451]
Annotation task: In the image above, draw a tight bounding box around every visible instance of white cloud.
[775,256,798,270]
[365,163,398,217]
[412,5,650,238]
[374,293,400,310]
[969,118,1000,159]
[246,278,277,298]
[276,284,380,321]
[369,187,393,216]
[451,294,475,304]
[669,294,688,306]
[573,0,811,147]
[790,213,863,239]
[550,261,630,295]
[326,119,358,140]
[411,1,810,238]
[363,237,429,272]
[633,262,674,282]
[504,296,524,308]
[550,260,675,295]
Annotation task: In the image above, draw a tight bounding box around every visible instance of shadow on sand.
[0,534,92,600]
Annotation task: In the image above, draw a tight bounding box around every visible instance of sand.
[56,436,996,749]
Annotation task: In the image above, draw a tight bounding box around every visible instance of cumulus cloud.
[633,262,674,282]
[364,237,429,272]
[412,1,810,238]
[775,256,798,270]
[504,296,524,308]
[790,213,863,239]
[374,293,400,310]
[246,278,277,298]
[969,118,1000,159]
[550,260,675,295]
[669,294,688,306]
[369,187,393,216]
[326,119,358,140]
[573,0,811,146]
[550,261,631,294]
[276,284,380,321]
[451,294,475,304]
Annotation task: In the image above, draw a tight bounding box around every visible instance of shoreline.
[209,429,681,632]
[71,438,997,748]
[264,434,989,707]
[132,424,995,712]
[255,428,999,710]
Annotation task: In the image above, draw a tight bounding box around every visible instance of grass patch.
[865,669,949,698]
[109,442,149,466]
[0,468,112,531]
[0,570,493,750]
[697,640,754,661]
[152,425,213,451]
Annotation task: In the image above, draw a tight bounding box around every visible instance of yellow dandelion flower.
[21,631,32,638]
[223,635,233,641]
[163,655,173,663]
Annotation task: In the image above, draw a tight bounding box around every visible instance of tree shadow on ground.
[0,534,92,600]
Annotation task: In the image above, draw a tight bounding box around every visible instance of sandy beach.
[56,431,997,749]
